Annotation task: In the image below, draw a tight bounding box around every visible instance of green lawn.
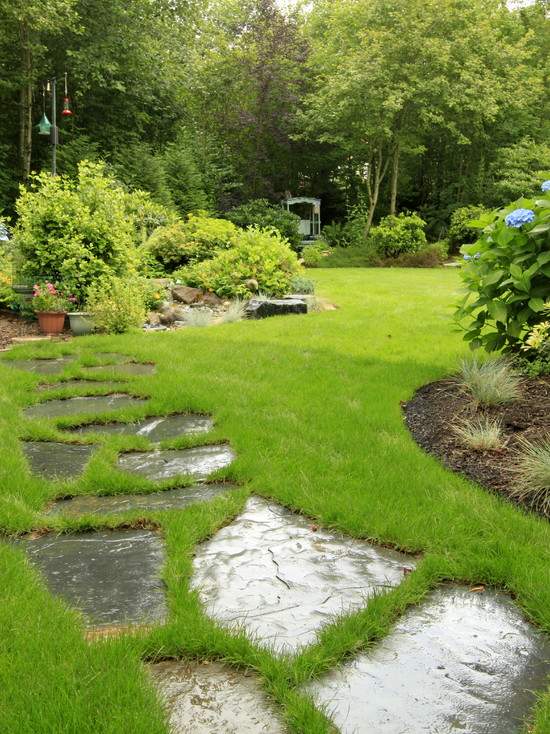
[1,268,549,733]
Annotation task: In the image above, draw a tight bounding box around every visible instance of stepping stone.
[305,585,550,734]
[67,413,213,440]
[4,357,74,374]
[39,380,123,391]
[24,393,146,418]
[118,445,234,482]
[18,529,167,627]
[46,483,234,516]
[150,660,286,734]
[84,362,156,376]
[190,497,416,654]
[24,441,94,480]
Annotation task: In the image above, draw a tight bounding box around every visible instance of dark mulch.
[404,375,550,518]
[0,310,42,350]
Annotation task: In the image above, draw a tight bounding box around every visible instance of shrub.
[322,210,369,249]
[177,227,302,299]
[510,436,550,516]
[290,275,315,294]
[452,415,504,451]
[384,242,448,268]
[146,214,238,272]
[369,213,427,258]
[302,243,325,268]
[87,276,147,334]
[458,357,521,406]
[14,161,139,301]
[448,206,490,253]
[226,199,302,250]
[455,187,550,354]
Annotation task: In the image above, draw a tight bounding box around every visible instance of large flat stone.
[150,660,286,734]
[18,530,167,627]
[39,380,124,392]
[67,413,213,441]
[46,483,234,516]
[5,357,74,374]
[118,445,234,481]
[84,362,156,376]
[24,441,94,480]
[306,585,550,734]
[24,393,146,418]
[245,298,307,320]
[191,497,416,654]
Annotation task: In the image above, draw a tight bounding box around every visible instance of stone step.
[117,445,235,482]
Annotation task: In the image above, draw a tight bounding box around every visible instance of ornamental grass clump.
[458,357,521,406]
[452,415,504,451]
[510,436,550,516]
[183,309,213,327]
[219,300,246,324]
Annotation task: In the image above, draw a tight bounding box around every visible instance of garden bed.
[0,309,42,350]
[404,375,550,518]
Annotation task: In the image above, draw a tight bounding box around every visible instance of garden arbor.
[282,196,321,242]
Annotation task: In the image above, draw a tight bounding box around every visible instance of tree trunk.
[365,146,390,237]
[19,21,33,180]
[390,142,400,216]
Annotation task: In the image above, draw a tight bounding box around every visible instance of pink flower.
[46,282,57,295]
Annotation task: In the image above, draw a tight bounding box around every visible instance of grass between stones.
[0,268,549,734]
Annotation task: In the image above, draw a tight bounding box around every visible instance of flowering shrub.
[176,227,302,298]
[31,282,73,313]
[455,186,550,353]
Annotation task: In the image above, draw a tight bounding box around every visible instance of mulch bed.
[404,375,550,518]
[0,310,41,350]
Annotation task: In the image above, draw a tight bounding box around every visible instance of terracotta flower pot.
[36,311,66,335]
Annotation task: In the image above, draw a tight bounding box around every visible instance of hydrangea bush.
[455,184,550,353]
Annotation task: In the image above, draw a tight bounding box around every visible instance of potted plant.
[67,308,95,336]
[31,282,69,335]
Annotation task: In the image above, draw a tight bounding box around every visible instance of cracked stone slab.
[67,413,213,441]
[306,585,550,734]
[46,483,235,516]
[150,660,286,734]
[190,497,416,654]
[118,445,234,481]
[17,529,167,627]
[84,362,156,376]
[24,441,94,480]
[23,393,147,418]
[5,357,74,374]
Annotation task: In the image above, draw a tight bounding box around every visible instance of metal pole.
[51,76,57,176]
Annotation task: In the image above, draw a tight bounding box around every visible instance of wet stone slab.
[84,362,156,376]
[5,357,74,374]
[150,660,286,734]
[39,380,124,392]
[190,497,416,654]
[46,483,234,516]
[24,393,147,418]
[306,585,550,734]
[24,441,94,480]
[18,529,167,627]
[67,413,213,441]
[118,445,234,481]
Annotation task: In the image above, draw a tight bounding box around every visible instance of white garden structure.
[282,196,321,241]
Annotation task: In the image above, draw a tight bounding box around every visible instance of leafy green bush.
[14,161,139,301]
[384,241,448,268]
[369,213,427,258]
[87,276,147,334]
[322,210,369,249]
[146,214,238,272]
[290,275,315,294]
[302,242,325,268]
[177,227,302,298]
[448,206,491,253]
[226,199,302,250]
[455,188,550,353]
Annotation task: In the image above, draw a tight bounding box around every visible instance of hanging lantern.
[37,113,52,136]
[61,96,73,117]
[61,72,73,117]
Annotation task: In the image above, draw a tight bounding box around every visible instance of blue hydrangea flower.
[542,180,550,192]
[463,254,472,261]
[505,208,535,228]
[463,253,480,261]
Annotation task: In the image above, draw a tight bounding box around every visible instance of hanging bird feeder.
[61,72,73,117]
[37,113,52,136]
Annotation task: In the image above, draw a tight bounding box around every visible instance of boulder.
[147,311,161,326]
[201,291,224,307]
[159,306,179,325]
[172,286,204,304]
[245,298,307,320]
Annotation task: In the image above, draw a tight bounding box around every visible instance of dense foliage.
[0,0,547,238]
[177,227,302,298]
[448,206,491,253]
[87,275,147,333]
[13,161,139,300]
[456,187,550,353]
[369,213,427,258]
[226,199,302,250]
